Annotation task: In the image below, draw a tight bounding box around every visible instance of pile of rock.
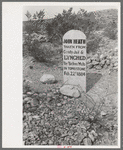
[23,86,98,145]
[87,48,118,71]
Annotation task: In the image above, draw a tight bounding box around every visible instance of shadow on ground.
[86,73,102,92]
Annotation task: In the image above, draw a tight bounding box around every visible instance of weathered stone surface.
[47,92,53,98]
[77,132,85,143]
[100,59,106,65]
[95,65,102,70]
[92,61,99,65]
[32,115,40,120]
[57,103,62,107]
[88,132,95,142]
[87,58,92,64]
[28,106,37,112]
[48,140,53,145]
[113,66,118,70]
[41,141,47,145]
[24,103,30,109]
[88,64,93,69]
[103,64,108,69]
[60,85,80,98]
[94,54,99,59]
[23,94,27,99]
[62,100,67,105]
[113,62,118,67]
[91,130,98,137]
[83,138,92,145]
[23,97,32,103]
[27,92,34,96]
[100,54,106,60]
[39,93,46,98]
[106,59,111,65]
[40,74,56,84]
[101,111,107,117]
[30,99,39,106]
[95,58,100,62]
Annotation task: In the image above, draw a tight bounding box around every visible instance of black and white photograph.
[2,2,121,148]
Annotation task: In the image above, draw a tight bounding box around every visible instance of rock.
[103,64,108,69]
[106,59,111,65]
[60,85,80,98]
[77,133,85,143]
[54,129,61,136]
[27,112,31,116]
[27,91,34,96]
[47,92,53,98]
[81,121,90,129]
[62,100,67,105]
[114,47,118,51]
[47,97,52,102]
[32,93,39,99]
[91,130,98,137]
[83,138,92,145]
[63,96,68,99]
[101,59,106,65]
[41,141,47,145]
[100,54,106,60]
[69,119,78,125]
[48,140,53,145]
[113,62,118,67]
[67,113,74,118]
[28,106,37,112]
[40,74,56,84]
[23,97,32,103]
[32,115,40,119]
[57,103,62,107]
[68,130,74,136]
[88,132,95,142]
[88,64,93,69]
[61,133,68,138]
[39,93,46,98]
[111,52,115,56]
[29,66,33,69]
[87,58,92,64]
[96,65,102,70]
[113,66,118,70]
[101,111,107,117]
[94,54,99,59]
[92,61,99,65]
[111,63,114,67]
[95,58,100,62]
[23,94,27,99]
[24,103,30,109]
[30,99,39,107]
[93,54,100,62]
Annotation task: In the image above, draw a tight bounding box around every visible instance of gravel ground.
[23,74,118,145]
[23,54,118,146]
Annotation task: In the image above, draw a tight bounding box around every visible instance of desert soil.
[23,53,118,145]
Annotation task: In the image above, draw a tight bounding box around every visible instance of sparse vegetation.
[23,8,118,146]
[103,20,117,40]
[23,8,118,59]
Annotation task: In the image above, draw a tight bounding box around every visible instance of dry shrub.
[87,34,102,53]
[103,21,117,40]
[30,42,54,62]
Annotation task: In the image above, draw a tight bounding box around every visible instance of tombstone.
[63,30,86,92]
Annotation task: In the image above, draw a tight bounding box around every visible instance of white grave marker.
[63,30,86,92]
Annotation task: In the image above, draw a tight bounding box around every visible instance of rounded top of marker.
[63,30,86,39]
